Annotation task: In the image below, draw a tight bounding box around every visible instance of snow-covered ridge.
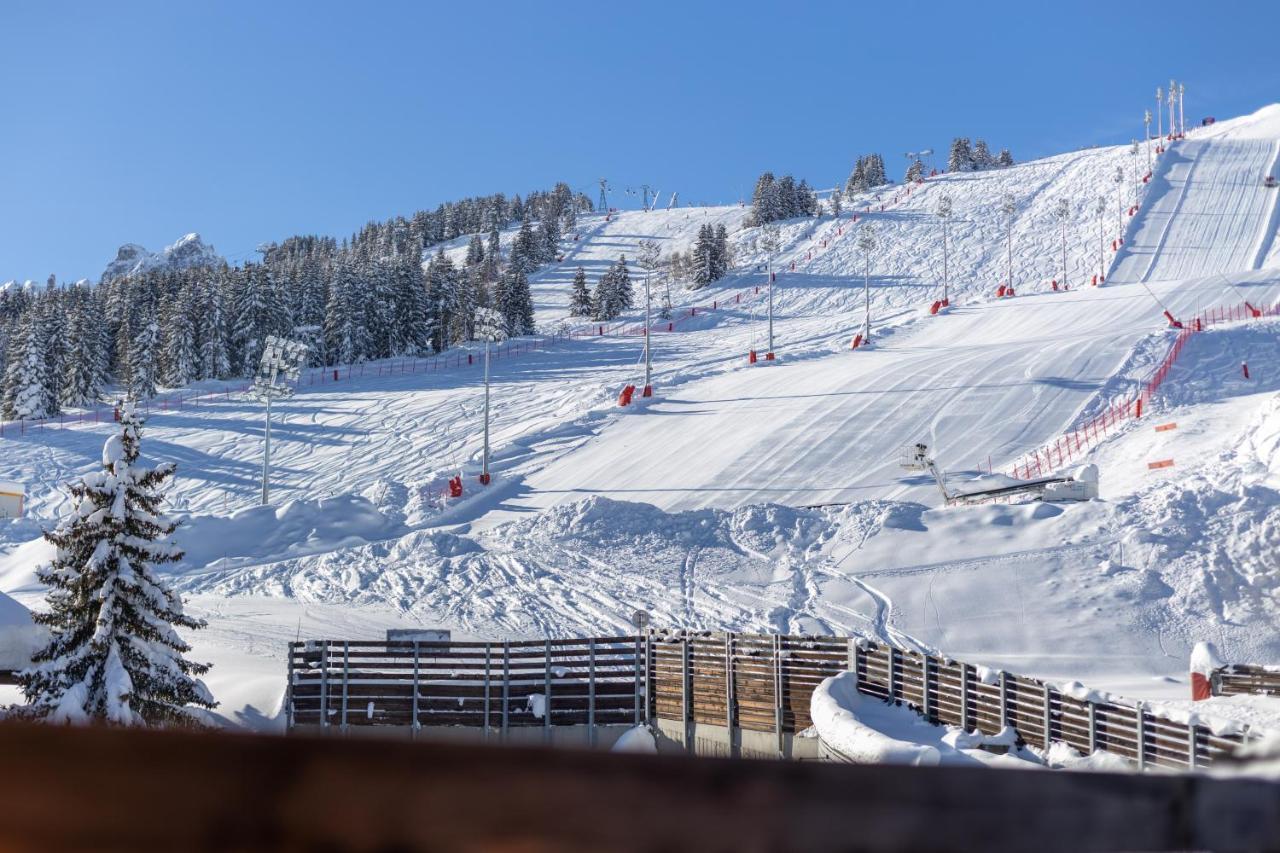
[100,233,223,281]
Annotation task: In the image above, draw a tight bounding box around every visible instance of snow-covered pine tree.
[713,224,731,279]
[511,219,539,274]
[19,404,215,726]
[538,215,560,265]
[845,157,867,196]
[829,191,842,216]
[947,137,974,173]
[199,281,231,379]
[160,289,197,388]
[865,154,887,186]
[905,158,925,183]
[691,225,715,288]
[498,266,534,335]
[997,148,1015,168]
[611,256,633,312]
[2,312,52,420]
[127,317,160,400]
[569,267,592,316]
[393,253,431,354]
[60,297,103,408]
[750,172,779,226]
[465,234,485,267]
[427,249,460,352]
[972,139,994,170]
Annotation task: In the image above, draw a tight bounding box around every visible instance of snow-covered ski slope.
[1110,136,1280,283]
[5,104,1280,727]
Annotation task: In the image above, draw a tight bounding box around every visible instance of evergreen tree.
[160,291,197,388]
[19,405,215,726]
[497,266,534,335]
[427,249,460,351]
[199,283,231,379]
[750,172,779,225]
[905,159,926,183]
[845,157,867,196]
[973,139,994,170]
[947,137,974,173]
[60,298,102,407]
[127,318,160,400]
[464,234,485,267]
[538,214,561,265]
[569,267,592,316]
[713,224,731,279]
[510,219,539,274]
[997,148,1015,167]
[2,314,52,420]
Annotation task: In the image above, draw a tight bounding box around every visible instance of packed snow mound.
[167,496,853,639]
[812,672,1037,768]
[170,494,407,572]
[101,233,222,281]
[0,589,42,670]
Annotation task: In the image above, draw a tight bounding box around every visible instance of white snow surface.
[4,104,1280,727]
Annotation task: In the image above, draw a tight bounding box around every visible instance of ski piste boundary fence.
[1006,298,1279,480]
[286,628,1260,772]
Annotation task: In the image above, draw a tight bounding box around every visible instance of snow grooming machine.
[899,444,1099,507]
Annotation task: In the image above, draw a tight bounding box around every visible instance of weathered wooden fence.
[287,637,642,740]
[1212,663,1280,698]
[289,631,1257,770]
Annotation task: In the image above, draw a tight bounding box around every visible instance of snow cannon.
[1189,641,1225,700]
[1163,310,1183,329]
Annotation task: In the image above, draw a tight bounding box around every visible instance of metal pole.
[766,263,774,356]
[1006,220,1012,292]
[1178,83,1185,138]
[643,270,652,396]
[1145,110,1153,171]
[863,255,871,341]
[1061,219,1068,289]
[481,340,490,483]
[1156,87,1163,142]
[942,217,949,305]
[261,394,271,506]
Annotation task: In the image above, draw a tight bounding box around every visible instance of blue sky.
[3,0,1278,282]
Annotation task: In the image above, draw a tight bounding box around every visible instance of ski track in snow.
[4,106,1280,726]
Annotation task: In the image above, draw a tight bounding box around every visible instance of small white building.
[0,481,23,519]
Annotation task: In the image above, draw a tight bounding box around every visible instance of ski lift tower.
[252,335,309,506]
[474,307,508,485]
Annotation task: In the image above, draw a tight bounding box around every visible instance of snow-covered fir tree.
[904,158,926,183]
[569,267,592,316]
[19,404,215,726]
[947,137,974,173]
[497,265,534,335]
[997,148,1015,168]
[127,317,160,400]
[972,139,994,169]
[2,313,53,420]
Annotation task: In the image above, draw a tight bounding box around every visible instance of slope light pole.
[857,223,877,342]
[474,307,507,486]
[1144,110,1153,171]
[1055,198,1070,289]
[642,267,653,396]
[1130,140,1140,192]
[1095,196,1107,283]
[1178,83,1186,138]
[1168,80,1177,141]
[1114,166,1125,241]
[935,194,953,305]
[759,226,780,359]
[1156,87,1163,142]
[1000,194,1016,291]
[252,335,309,506]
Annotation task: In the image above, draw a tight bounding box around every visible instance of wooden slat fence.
[289,631,1258,770]
[287,637,642,737]
[1212,664,1280,698]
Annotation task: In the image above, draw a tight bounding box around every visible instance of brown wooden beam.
[0,721,1276,851]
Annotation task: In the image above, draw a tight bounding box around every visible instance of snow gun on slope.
[900,444,1099,507]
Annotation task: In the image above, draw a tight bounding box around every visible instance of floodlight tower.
[252,335,309,506]
[935,194,953,305]
[857,224,877,341]
[1001,193,1016,291]
[1156,87,1163,142]
[1095,196,1107,283]
[1168,81,1177,140]
[1178,83,1186,137]
[1144,110,1153,171]
[1114,166,1125,239]
[474,307,507,485]
[1055,198,1071,289]
[759,226,780,359]
[1130,140,1141,195]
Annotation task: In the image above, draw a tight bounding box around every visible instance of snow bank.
[611,725,657,754]
[0,590,42,670]
[171,494,407,572]
[811,673,941,765]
